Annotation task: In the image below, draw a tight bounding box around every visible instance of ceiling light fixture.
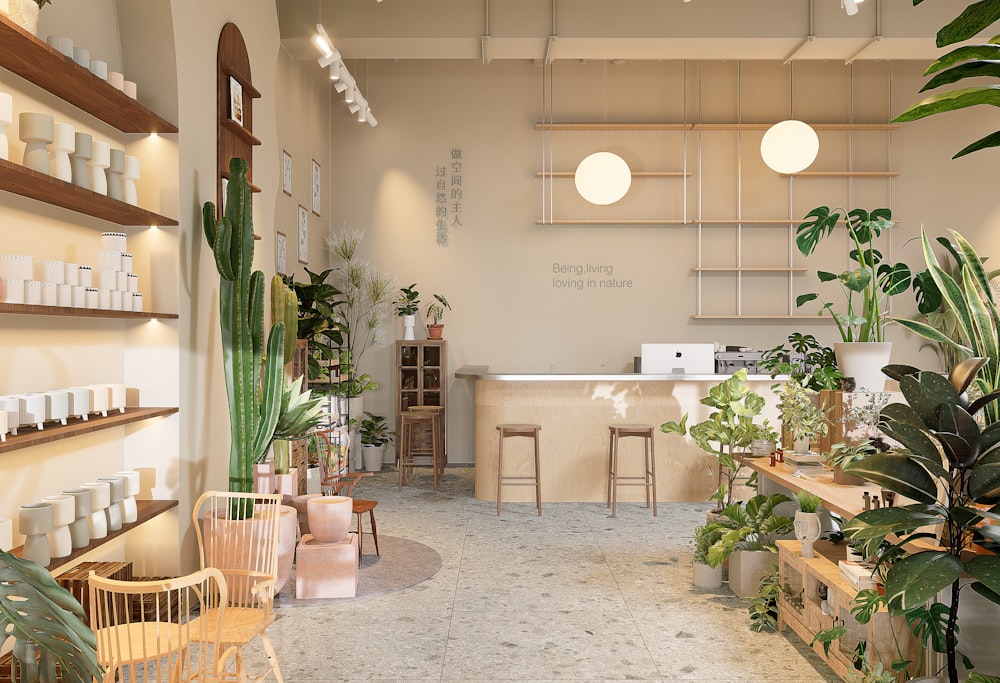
[315,23,376,127]
[575,152,632,205]
[312,24,334,59]
[842,0,863,16]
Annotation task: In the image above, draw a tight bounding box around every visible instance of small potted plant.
[359,411,394,472]
[775,378,829,454]
[760,332,844,391]
[395,283,420,340]
[825,440,876,486]
[793,491,823,558]
[692,524,724,589]
[425,293,451,340]
[749,419,779,457]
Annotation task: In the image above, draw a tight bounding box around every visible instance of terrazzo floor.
[259,466,839,682]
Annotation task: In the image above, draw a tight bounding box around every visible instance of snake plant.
[0,550,101,683]
[202,158,284,494]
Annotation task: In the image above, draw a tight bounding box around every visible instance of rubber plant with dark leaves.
[203,158,284,502]
[841,357,1000,683]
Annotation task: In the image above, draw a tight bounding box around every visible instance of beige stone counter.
[457,366,779,504]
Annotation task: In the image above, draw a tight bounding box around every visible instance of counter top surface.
[455,364,783,382]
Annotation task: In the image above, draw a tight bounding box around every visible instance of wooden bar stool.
[398,410,443,492]
[495,423,542,516]
[607,424,657,517]
[407,405,446,469]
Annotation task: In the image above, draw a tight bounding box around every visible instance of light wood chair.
[191,491,284,683]
[315,429,380,565]
[89,567,236,683]
[495,423,542,516]
[398,410,443,491]
[607,424,658,518]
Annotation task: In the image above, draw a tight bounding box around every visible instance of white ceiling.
[278,0,973,63]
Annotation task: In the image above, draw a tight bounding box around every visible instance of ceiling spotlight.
[348,101,361,114]
[358,107,367,123]
[329,61,341,81]
[367,112,378,127]
[842,0,863,15]
[312,24,334,59]
[344,85,356,104]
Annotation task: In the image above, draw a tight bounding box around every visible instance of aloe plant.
[203,157,284,494]
[841,358,1000,683]
[0,551,101,683]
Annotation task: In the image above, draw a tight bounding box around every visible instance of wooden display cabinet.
[395,340,447,455]
[777,540,920,681]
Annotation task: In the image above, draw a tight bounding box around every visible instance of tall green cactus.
[203,158,284,494]
[270,275,298,366]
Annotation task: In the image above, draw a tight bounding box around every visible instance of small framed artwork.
[311,160,322,216]
[276,231,287,275]
[297,205,309,264]
[229,76,244,126]
[281,150,292,196]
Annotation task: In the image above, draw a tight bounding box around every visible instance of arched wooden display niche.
[216,22,261,215]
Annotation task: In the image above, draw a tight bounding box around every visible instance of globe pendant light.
[574,152,631,205]
[760,119,819,174]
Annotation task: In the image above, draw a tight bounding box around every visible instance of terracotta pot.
[274,505,298,594]
[427,323,444,340]
[306,496,353,544]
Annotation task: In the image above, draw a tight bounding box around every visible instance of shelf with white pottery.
[535,122,902,132]
[9,499,178,576]
[691,267,809,272]
[0,406,179,456]
[0,158,177,227]
[535,171,691,178]
[0,303,178,320]
[0,15,177,134]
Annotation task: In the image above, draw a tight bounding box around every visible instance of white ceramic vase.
[123,155,139,206]
[18,502,53,566]
[43,494,75,559]
[306,496,353,544]
[81,481,110,539]
[402,314,416,340]
[107,148,125,201]
[793,434,810,455]
[795,511,823,558]
[99,475,126,531]
[89,140,110,195]
[0,91,11,162]
[363,444,385,472]
[62,487,92,549]
[18,111,53,174]
[693,561,723,589]
[834,341,892,392]
[8,0,39,35]
[69,132,92,189]
[114,470,140,523]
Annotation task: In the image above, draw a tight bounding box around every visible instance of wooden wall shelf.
[9,499,179,576]
[782,171,900,178]
[536,171,690,178]
[221,118,262,146]
[0,16,177,134]
[691,267,808,273]
[217,24,259,210]
[537,218,686,225]
[691,315,831,321]
[535,122,691,131]
[0,406,179,455]
[0,303,178,320]
[0,158,178,227]
[536,122,901,132]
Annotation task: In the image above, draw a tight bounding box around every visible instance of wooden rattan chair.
[191,491,284,683]
[89,567,236,683]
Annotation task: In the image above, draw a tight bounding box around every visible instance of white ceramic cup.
[89,59,108,80]
[124,80,136,99]
[46,35,73,58]
[107,71,125,91]
[72,46,90,69]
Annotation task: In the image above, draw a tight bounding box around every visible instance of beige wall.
[326,58,999,466]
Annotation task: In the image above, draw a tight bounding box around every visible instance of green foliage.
[271,375,325,440]
[794,490,822,513]
[775,378,830,441]
[33,0,53,7]
[425,293,451,324]
[395,283,420,316]
[692,524,723,565]
[747,563,781,632]
[0,551,102,683]
[202,158,284,494]
[360,411,395,447]
[794,207,911,342]
[660,369,768,509]
[841,358,1000,683]
[893,228,1000,425]
[704,494,794,566]
[332,350,379,398]
[894,0,1000,158]
[270,275,298,366]
[826,439,878,470]
[759,332,843,391]
[287,267,346,385]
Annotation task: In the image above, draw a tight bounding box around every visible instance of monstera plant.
[0,551,101,683]
[841,358,1000,683]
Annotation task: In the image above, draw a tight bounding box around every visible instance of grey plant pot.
[693,561,723,589]
[728,549,775,599]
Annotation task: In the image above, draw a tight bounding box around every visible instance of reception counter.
[456,366,781,504]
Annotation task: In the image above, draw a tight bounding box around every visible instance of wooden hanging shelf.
[535,171,690,178]
[0,303,178,319]
[0,406,179,455]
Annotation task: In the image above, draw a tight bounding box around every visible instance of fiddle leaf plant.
[660,369,768,510]
[841,357,1000,683]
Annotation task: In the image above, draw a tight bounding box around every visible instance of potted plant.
[826,440,877,486]
[692,524,724,589]
[660,369,768,511]
[8,0,51,35]
[287,267,346,387]
[0,550,101,683]
[793,490,823,558]
[203,158,286,498]
[749,419,779,457]
[270,375,326,477]
[425,293,451,340]
[747,564,782,632]
[395,283,421,340]
[795,207,913,391]
[841,358,1000,683]
[760,332,844,392]
[704,493,794,599]
[775,378,829,454]
[359,411,394,472]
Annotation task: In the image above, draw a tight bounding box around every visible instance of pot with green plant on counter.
[425,293,451,340]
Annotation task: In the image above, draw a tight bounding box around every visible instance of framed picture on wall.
[220,176,228,213]
[282,150,292,196]
[311,160,321,216]
[297,205,308,264]
[276,231,287,275]
[229,76,244,126]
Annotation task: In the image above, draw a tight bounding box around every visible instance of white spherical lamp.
[574,152,631,205]
[760,120,819,174]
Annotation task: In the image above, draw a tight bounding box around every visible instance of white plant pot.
[834,341,892,392]
[794,511,823,558]
[42,494,74,559]
[50,122,74,182]
[18,502,53,566]
[728,549,775,599]
[8,0,39,35]
[62,488,92,549]
[693,561,723,589]
[70,132,92,189]
[363,444,385,472]
[793,435,810,455]
[402,314,416,340]
[18,111,53,174]
[82,481,110,539]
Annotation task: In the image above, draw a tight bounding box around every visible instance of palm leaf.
[894,85,1000,123]
[936,0,1000,47]
[954,128,1000,157]
[922,60,1000,92]
[925,43,1000,74]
